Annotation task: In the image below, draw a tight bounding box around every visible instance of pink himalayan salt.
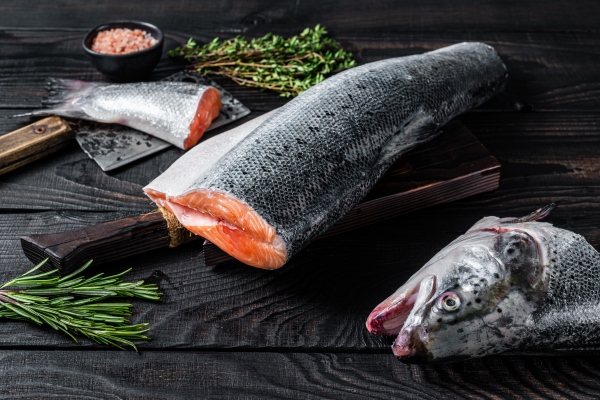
[91,28,158,55]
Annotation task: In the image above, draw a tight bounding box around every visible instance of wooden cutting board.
[22,118,499,272]
[203,118,501,265]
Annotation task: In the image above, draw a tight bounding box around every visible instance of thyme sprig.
[169,25,356,97]
[0,259,162,350]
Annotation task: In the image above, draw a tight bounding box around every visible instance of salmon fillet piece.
[145,188,287,269]
[144,43,507,270]
[20,79,223,150]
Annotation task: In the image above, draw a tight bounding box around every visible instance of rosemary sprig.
[0,259,162,350]
[169,25,356,97]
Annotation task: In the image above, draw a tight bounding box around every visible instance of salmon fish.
[23,79,222,149]
[367,204,600,363]
[144,42,508,269]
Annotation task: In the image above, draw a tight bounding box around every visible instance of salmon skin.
[144,42,508,269]
[21,79,222,149]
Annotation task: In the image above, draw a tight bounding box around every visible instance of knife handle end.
[0,116,74,176]
[21,210,172,274]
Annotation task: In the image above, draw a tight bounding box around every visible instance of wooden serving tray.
[203,119,501,265]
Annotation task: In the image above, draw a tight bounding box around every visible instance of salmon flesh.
[26,79,222,149]
[144,42,508,269]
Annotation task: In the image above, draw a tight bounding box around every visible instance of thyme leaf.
[169,25,356,97]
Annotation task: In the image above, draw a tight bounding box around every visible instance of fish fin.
[11,109,89,119]
[377,113,440,167]
[509,203,557,223]
[466,203,557,233]
[42,78,104,106]
[13,78,105,119]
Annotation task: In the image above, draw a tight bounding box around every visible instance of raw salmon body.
[27,79,222,149]
[144,42,508,269]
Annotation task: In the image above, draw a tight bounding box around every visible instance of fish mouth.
[366,230,496,337]
[366,274,437,358]
[366,283,420,336]
[392,329,415,358]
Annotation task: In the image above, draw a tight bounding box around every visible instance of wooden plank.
[0,350,600,399]
[3,200,600,350]
[0,31,598,112]
[1,109,600,350]
[0,0,597,396]
[0,0,597,32]
[0,140,154,212]
[2,112,599,212]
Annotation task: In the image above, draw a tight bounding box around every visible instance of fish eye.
[437,292,461,312]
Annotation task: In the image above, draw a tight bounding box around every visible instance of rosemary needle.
[0,259,162,351]
[169,25,356,97]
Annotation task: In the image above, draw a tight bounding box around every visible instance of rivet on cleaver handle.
[20,210,179,274]
[0,116,74,176]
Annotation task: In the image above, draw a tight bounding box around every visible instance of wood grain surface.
[1,0,600,398]
[1,350,600,399]
[0,116,73,176]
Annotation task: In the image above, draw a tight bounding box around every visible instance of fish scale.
[145,42,507,269]
[83,82,204,142]
[527,230,600,349]
[25,79,223,150]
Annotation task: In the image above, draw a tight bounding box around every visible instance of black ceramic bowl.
[82,21,164,81]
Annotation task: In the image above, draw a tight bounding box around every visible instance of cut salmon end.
[184,87,222,150]
[144,188,287,270]
[172,190,276,244]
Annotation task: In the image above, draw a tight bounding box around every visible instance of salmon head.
[366,204,564,363]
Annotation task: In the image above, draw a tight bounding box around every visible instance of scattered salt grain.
[91,28,158,55]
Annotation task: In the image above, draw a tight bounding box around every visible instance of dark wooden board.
[1,0,600,396]
[3,112,600,212]
[3,202,600,351]
[20,210,173,272]
[0,0,598,32]
[1,350,600,399]
[17,118,500,272]
[0,31,600,113]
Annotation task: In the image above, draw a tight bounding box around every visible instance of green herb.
[0,259,161,351]
[169,25,356,97]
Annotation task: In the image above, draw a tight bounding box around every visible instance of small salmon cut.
[144,42,508,270]
[145,187,287,269]
[21,79,222,150]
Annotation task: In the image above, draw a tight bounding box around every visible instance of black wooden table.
[1,1,600,398]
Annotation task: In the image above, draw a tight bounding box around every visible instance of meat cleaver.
[0,72,250,174]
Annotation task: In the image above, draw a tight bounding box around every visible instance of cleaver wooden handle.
[21,210,174,274]
[0,116,74,176]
